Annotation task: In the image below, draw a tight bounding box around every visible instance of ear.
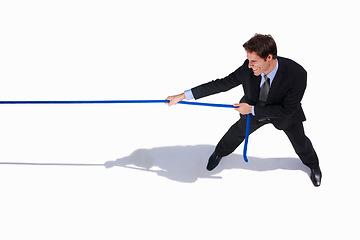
[266,54,273,61]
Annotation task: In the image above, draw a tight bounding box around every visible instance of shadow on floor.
[105,145,310,183]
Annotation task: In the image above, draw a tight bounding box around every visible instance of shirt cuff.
[251,106,255,116]
[184,89,195,100]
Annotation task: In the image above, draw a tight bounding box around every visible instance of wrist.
[180,93,186,100]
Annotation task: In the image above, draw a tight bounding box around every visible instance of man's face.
[246,51,271,76]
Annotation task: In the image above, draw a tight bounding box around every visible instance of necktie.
[258,74,270,105]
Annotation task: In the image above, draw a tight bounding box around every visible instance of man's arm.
[191,64,245,100]
[166,60,247,106]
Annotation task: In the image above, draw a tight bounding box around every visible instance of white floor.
[0,1,359,239]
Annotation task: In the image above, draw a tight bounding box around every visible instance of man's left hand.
[233,103,252,114]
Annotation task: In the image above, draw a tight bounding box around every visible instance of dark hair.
[243,34,277,60]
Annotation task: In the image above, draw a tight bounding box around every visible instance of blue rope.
[0,100,236,108]
[0,99,251,162]
[243,114,251,162]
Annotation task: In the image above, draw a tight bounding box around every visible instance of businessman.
[166,34,321,187]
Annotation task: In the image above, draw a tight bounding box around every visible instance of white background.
[0,0,359,239]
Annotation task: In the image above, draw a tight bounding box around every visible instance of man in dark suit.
[166,34,322,187]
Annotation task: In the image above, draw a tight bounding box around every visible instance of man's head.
[243,34,277,76]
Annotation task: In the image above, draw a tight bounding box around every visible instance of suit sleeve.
[255,68,307,119]
[191,61,247,100]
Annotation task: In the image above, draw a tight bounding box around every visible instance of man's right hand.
[165,93,186,106]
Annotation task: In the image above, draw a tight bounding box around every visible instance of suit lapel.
[250,74,261,102]
[267,58,284,100]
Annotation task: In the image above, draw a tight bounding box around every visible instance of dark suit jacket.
[191,56,307,130]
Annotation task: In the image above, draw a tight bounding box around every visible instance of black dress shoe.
[206,152,223,171]
[310,166,322,187]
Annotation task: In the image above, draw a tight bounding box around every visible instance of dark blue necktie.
[259,74,270,104]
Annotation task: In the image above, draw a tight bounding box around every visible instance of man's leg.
[283,122,319,168]
[206,115,268,171]
[283,122,321,186]
[215,115,267,157]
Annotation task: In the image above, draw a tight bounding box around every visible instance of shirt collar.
[261,59,279,82]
